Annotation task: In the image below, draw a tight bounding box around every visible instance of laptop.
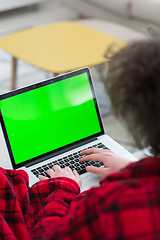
[0,68,136,191]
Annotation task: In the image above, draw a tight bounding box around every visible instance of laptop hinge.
[25,136,98,168]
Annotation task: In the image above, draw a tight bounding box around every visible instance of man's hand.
[80,148,132,176]
[38,165,82,187]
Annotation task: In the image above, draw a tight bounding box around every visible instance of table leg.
[11,57,17,90]
[53,73,58,77]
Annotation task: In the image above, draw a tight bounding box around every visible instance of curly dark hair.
[105,39,160,154]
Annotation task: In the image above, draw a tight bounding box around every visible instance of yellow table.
[0,21,124,90]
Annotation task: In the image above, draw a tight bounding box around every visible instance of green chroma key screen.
[0,71,102,165]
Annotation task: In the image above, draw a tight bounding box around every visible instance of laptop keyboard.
[31,143,108,178]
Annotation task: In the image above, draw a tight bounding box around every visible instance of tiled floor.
[0,0,142,157]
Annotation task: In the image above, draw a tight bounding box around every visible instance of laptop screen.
[0,68,104,168]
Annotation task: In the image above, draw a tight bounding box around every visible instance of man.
[0,39,160,239]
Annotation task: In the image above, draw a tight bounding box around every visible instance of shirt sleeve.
[30,177,106,240]
[29,177,81,226]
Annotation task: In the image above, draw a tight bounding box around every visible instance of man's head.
[106,39,160,154]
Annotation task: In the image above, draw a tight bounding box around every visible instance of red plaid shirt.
[0,156,160,239]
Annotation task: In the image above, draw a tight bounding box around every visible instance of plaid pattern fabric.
[0,167,30,240]
[0,156,160,239]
